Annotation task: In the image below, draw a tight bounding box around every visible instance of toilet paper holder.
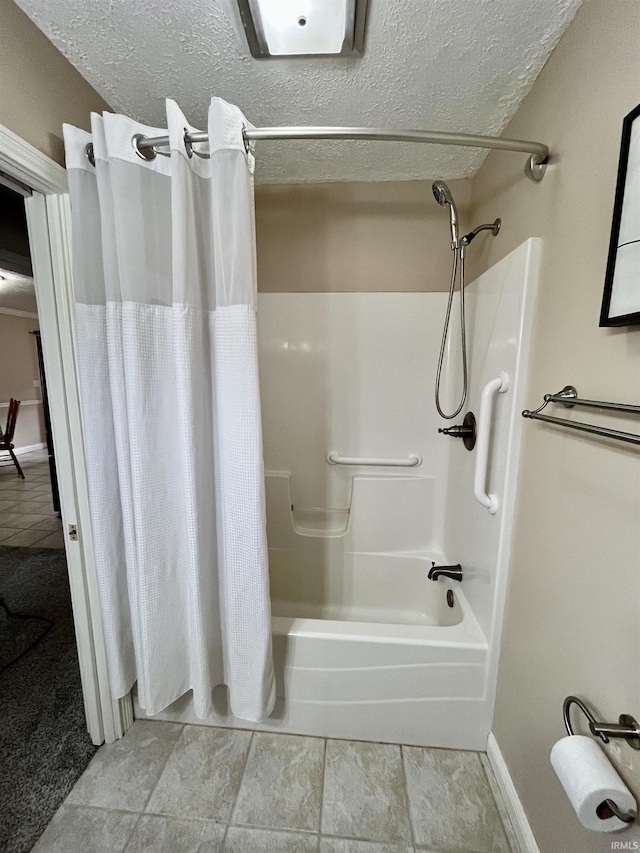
[564,695,640,824]
[564,696,640,750]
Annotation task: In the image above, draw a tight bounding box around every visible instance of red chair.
[1,399,24,479]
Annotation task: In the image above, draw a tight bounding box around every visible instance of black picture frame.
[600,102,640,327]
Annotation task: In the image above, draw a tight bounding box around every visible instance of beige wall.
[0,0,111,166]
[468,1,640,850]
[0,313,45,449]
[255,180,471,292]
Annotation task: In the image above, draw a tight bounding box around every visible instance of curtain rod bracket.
[525,153,548,182]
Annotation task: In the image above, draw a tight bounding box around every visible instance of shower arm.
[461,219,501,246]
[87,127,550,182]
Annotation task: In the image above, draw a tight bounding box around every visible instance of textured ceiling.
[0,269,37,313]
[15,0,582,183]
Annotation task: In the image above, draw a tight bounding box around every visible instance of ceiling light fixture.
[237,0,368,58]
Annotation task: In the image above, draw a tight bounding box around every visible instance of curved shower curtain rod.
[86,126,550,182]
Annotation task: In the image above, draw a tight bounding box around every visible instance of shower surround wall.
[258,292,452,547]
[137,239,540,750]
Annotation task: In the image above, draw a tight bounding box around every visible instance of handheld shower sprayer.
[432,180,459,250]
[431,181,500,419]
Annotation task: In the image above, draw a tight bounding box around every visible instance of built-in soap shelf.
[292,508,350,538]
[265,470,436,553]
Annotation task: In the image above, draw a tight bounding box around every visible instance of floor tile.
[34,501,56,511]
[320,840,412,853]
[126,815,226,853]
[18,501,53,515]
[67,720,183,812]
[1,528,50,546]
[1,512,50,529]
[0,479,25,489]
[321,740,411,844]
[223,826,319,852]
[31,804,138,853]
[147,725,252,821]
[29,516,63,531]
[0,490,34,502]
[403,747,509,853]
[20,489,52,501]
[0,526,22,541]
[36,531,66,548]
[233,732,325,832]
[12,497,51,508]
[34,504,56,514]
[413,849,494,853]
[0,454,55,548]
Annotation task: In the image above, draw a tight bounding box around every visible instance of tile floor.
[33,720,517,853]
[0,449,63,548]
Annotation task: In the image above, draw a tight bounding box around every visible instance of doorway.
[0,126,133,851]
[0,183,62,540]
[0,180,99,852]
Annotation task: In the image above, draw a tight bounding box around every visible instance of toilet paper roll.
[550,735,637,832]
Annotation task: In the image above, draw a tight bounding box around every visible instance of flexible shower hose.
[434,244,468,419]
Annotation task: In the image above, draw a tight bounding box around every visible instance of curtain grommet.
[242,124,252,155]
[132,134,157,161]
[184,129,194,159]
[184,130,210,159]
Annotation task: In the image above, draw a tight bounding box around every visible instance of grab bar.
[522,386,640,446]
[326,452,422,467]
[474,372,510,514]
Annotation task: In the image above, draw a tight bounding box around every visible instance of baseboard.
[487,732,540,853]
[13,442,46,454]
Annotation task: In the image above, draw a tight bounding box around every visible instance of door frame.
[0,123,132,744]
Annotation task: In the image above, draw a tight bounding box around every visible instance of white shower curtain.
[63,98,275,722]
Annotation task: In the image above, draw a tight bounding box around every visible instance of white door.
[23,190,133,744]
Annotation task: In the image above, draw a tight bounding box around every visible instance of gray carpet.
[0,547,98,853]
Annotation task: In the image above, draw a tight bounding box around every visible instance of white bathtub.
[138,551,490,750]
[265,550,489,749]
[270,551,464,626]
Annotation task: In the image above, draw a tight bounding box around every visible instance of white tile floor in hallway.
[32,721,518,853]
[0,449,63,548]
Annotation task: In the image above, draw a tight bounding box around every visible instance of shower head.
[432,181,459,249]
[432,180,454,207]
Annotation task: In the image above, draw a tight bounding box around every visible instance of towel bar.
[522,386,640,446]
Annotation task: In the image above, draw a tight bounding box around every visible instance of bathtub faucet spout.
[428,563,463,582]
